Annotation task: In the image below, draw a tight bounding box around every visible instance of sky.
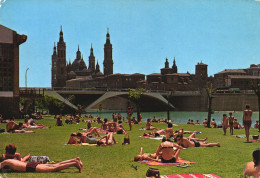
[0,0,260,87]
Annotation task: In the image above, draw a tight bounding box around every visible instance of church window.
[54,61,56,68]
[54,74,56,80]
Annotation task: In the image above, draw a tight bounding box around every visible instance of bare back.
[243,110,253,121]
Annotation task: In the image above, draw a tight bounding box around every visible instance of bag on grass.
[29,156,50,164]
[123,134,130,145]
[146,167,160,178]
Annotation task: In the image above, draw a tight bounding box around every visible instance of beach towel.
[139,159,195,166]
[249,139,260,142]
[139,127,146,131]
[161,173,221,178]
[183,131,202,134]
[139,136,164,140]
[234,135,252,138]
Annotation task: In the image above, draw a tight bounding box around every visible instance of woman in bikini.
[145,119,158,130]
[143,129,165,137]
[134,147,157,161]
[244,149,259,178]
[96,132,117,146]
[243,104,253,142]
[0,157,83,173]
[155,138,183,163]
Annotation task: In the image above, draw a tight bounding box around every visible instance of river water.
[86,111,259,126]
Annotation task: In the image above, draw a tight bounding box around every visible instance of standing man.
[228,112,235,135]
[243,104,253,142]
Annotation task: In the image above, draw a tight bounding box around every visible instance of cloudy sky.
[0,0,260,87]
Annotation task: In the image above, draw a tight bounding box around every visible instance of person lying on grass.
[176,134,220,148]
[68,132,117,146]
[165,123,174,139]
[0,144,30,162]
[244,149,260,178]
[24,118,50,129]
[6,121,35,133]
[155,137,183,163]
[143,129,165,137]
[133,147,158,161]
[0,157,83,173]
[146,119,159,130]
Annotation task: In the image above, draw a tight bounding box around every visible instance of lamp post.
[25,68,29,88]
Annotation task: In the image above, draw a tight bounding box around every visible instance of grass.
[0,117,259,178]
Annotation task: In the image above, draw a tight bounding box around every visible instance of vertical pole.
[25,68,29,88]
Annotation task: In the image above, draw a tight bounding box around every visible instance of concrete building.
[0,24,27,118]
[214,64,260,90]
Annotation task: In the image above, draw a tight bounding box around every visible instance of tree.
[206,81,214,128]
[128,88,145,122]
[167,90,174,123]
[250,80,260,132]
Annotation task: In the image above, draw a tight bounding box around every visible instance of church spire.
[165,57,169,68]
[76,45,81,60]
[106,28,110,44]
[96,60,100,73]
[53,42,57,55]
[172,57,177,73]
[59,25,64,43]
[90,43,94,56]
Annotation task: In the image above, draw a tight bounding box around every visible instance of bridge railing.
[19,88,45,98]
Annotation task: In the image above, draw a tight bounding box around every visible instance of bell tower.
[103,28,113,75]
[52,26,67,88]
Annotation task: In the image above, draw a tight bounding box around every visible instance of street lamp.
[25,68,29,88]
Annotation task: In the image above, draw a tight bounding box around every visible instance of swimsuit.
[86,137,97,144]
[117,129,123,134]
[154,133,160,137]
[190,139,200,147]
[243,120,252,127]
[26,162,39,172]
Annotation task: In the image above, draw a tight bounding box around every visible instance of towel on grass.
[250,139,260,142]
[139,136,164,140]
[183,131,202,134]
[139,159,195,166]
[161,173,221,178]
[234,135,252,138]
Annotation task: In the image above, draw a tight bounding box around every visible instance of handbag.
[146,167,160,178]
[123,134,130,145]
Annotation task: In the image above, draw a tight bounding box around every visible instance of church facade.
[51,27,208,91]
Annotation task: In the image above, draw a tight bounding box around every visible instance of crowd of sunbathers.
[1,111,259,177]
[67,117,128,146]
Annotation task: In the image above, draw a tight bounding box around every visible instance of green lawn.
[0,117,259,178]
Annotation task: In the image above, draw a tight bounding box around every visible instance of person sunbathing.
[143,129,165,137]
[165,123,174,139]
[176,135,220,148]
[210,119,218,128]
[244,149,260,178]
[0,157,83,173]
[155,138,183,163]
[1,144,30,162]
[203,119,207,127]
[101,118,109,130]
[146,119,158,130]
[55,117,64,126]
[233,119,243,129]
[82,127,101,137]
[115,121,127,134]
[254,120,259,129]
[134,147,157,161]
[96,132,117,146]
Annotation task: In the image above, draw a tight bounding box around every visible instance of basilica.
[51,27,208,91]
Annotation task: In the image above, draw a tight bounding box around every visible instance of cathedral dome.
[68,71,77,79]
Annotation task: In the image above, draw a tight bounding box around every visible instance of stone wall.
[212,93,258,111]
[0,97,20,119]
